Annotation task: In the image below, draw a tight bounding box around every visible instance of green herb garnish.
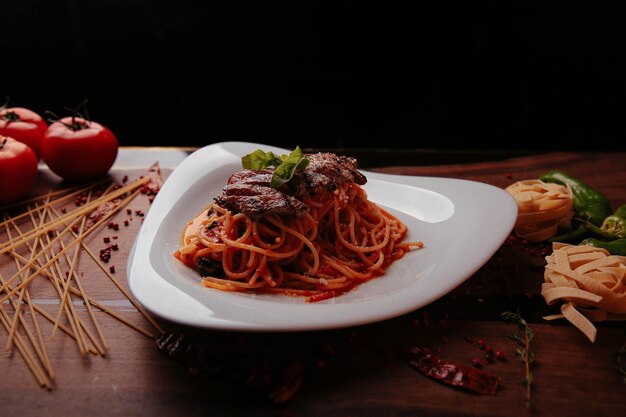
[502,311,535,409]
[241,146,309,188]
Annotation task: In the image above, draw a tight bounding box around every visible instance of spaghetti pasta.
[174,157,423,302]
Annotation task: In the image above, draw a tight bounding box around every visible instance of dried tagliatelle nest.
[505,179,573,242]
[541,243,626,342]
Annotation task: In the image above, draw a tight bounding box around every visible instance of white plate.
[128,141,518,331]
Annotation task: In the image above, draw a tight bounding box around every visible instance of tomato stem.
[46,104,91,131]
[1,111,20,122]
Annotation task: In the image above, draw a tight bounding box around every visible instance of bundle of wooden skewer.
[0,168,164,389]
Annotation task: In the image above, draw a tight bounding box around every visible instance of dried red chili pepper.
[142,161,163,197]
[409,347,500,395]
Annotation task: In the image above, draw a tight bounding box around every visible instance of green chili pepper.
[539,170,612,226]
[579,237,626,256]
[600,204,626,238]
[550,224,589,243]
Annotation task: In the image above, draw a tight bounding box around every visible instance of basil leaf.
[241,149,283,169]
[270,146,309,188]
[242,147,309,188]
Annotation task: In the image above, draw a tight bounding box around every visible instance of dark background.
[3,2,626,152]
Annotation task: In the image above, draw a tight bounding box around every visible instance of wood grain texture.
[1,152,625,417]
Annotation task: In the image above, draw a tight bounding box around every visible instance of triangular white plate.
[128,141,517,331]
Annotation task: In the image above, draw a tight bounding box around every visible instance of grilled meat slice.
[226,169,274,186]
[306,152,366,186]
[281,152,367,197]
[216,152,367,218]
[215,183,308,218]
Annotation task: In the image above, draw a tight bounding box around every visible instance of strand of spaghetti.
[3,236,154,339]
[37,211,92,355]
[5,199,59,356]
[222,248,253,279]
[262,287,324,296]
[0,300,53,389]
[7,236,92,356]
[0,177,149,254]
[247,255,267,286]
[221,233,304,259]
[253,221,286,249]
[0,241,80,343]
[321,254,379,281]
[30,303,75,338]
[0,178,109,224]
[284,271,348,285]
[75,239,164,335]
[347,206,360,246]
[47,201,165,335]
[0,213,84,298]
[50,186,118,351]
[49,193,93,342]
[1,211,53,365]
[195,238,227,251]
[0,187,142,305]
[244,265,263,286]
[4,200,54,354]
[202,276,267,290]
[271,264,285,287]
[245,248,258,269]
[48,194,109,355]
[31,188,106,355]
[0,270,55,385]
[322,242,386,274]
[5,227,33,353]
[0,268,55,380]
[222,249,258,280]
[259,267,277,287]
[231,213,253,241]
[301,212,319,241]
[333,199,391,253]
[265,216,320,274]
[5,212,79,339]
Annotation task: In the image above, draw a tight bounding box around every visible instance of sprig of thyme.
[501,311,535,409]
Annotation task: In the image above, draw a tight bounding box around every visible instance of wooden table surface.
[1,148,625,417]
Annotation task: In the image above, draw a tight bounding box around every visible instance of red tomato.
[41,117,119,181]
[0,107,47,159]
[0,136,39,206]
